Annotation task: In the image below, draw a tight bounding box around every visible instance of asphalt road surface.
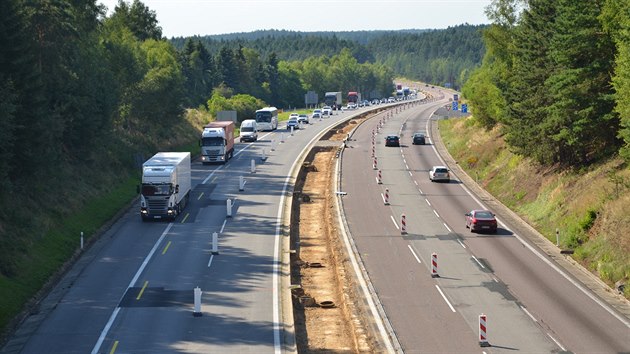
[340,92,630,353]
[3,111,355,354]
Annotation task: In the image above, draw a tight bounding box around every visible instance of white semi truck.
[139,152,191,221]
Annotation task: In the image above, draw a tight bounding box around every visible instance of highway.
[4,112,354,354]
[340,91,630,353]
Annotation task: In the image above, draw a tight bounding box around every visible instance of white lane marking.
[472,255,485,269]
[457,239,466,248]
[521,306,537,322]
[425,199,431,206]
[381,193,387,204]
[92,223,174,354]
[428,109,630,329]
[435,285,456,313]
[547,333,566,351]
[510,234,630,328]
[443,223,452,233]
[375,177,379,184]
[391,215,399,229]
[220,219,227,233]
[407,245,421,264]
[208,254,214,267]
[414,180,418,186]
[408,171,413,177]
[433,210,440,218]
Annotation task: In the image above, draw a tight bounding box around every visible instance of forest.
[462,0,630,166]
[171,25,486,89]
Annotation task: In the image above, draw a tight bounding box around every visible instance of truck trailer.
[139,152,192,221]
[200,121,235,164]
[324,92,342,110]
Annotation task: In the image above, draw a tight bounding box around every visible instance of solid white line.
[391,215,399,229]
[92,223,174,354]
[220,219,227,233]
[472,255,485,269]
[443,223,452,233]
[433,210,440,218]
[435,285,456,313]
[521,306,537,322]
[457,239,466,249]
[547,333,566,351]
[407,245,421,264]
[208,254,214,267]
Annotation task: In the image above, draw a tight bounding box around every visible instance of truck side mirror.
[175,184,179,193]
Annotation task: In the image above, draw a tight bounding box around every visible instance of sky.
[98,0,493,38]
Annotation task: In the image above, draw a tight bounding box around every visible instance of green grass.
[0,176,139,330]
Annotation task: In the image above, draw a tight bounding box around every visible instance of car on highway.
[298,114,309,124]
[289,113,299,119]
[312,112,322,120]
[286,117,300,130]
[347,103,358,110]
[385,135,400,147]
[322,106,332,116]
[465,210,498,233]
[429,166,450,182]
[412,132,426,145]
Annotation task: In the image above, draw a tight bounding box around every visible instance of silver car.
[429,166,450,182]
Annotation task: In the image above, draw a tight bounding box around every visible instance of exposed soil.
[290,116,374,353]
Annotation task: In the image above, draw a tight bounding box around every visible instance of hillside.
[438,116,630,298]
[170,25,486,89]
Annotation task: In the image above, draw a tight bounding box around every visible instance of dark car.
[412,132,426,145]
[385,135,400,147]
[465,210,498,233]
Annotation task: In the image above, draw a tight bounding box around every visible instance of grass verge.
[438,116,630,298]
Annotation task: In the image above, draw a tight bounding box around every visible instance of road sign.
[452,101,458,111]
[462,104,468,113]
[453,94,459,101]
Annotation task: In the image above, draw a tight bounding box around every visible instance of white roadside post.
[239,176,245,191]
[212,232,219,255]
[80,232,84,250]
[226,199,233,217]
[250,159,256,173]
[193,287,202,317]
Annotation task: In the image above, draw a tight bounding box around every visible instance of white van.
[239,119,258,142]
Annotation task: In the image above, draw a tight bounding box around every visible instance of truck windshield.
[142,184,172,196]
[202,137,224,146]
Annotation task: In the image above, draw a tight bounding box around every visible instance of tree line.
[463,0,630,166]
[171,25,486,89]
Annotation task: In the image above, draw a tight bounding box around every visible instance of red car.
[465,210,498,233]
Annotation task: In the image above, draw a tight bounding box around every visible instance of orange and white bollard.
[373,156,378,170]
[431,252,439,278]
[384,188,390,205]
[479,314,489,347]
[377,169,382,184]
[401,214,407,234]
